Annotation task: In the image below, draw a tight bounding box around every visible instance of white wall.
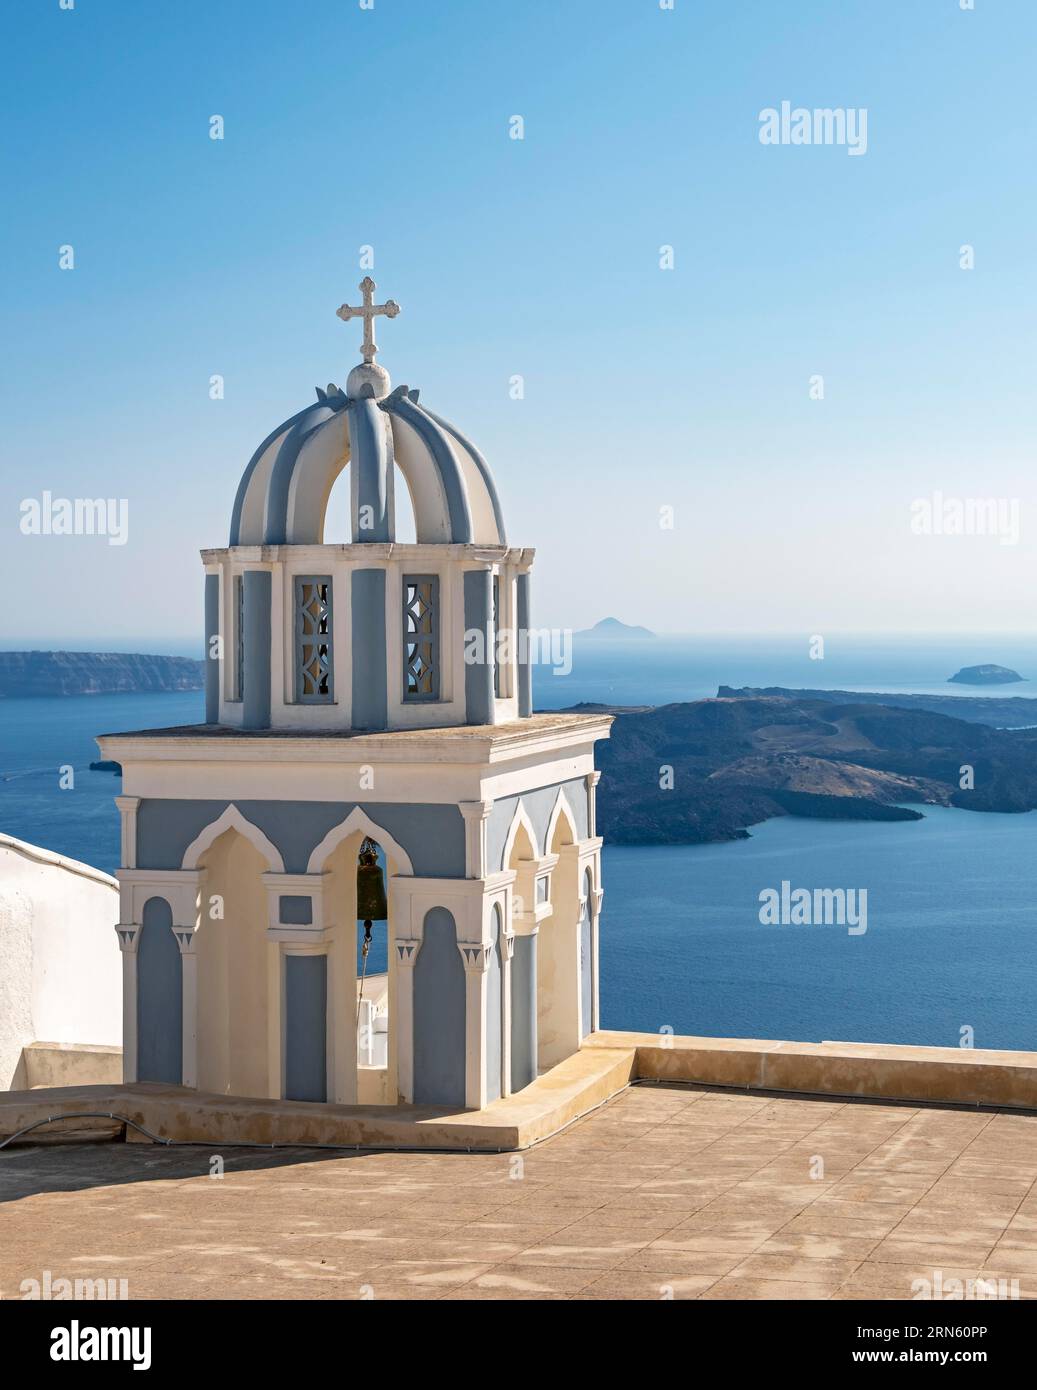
[0,835,122,1089]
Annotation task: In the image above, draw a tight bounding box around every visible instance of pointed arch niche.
[187,813,282,1098]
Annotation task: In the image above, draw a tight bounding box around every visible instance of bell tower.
[99,281,612,1113]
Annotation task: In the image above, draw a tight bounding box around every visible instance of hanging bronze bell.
[356,837,388,924]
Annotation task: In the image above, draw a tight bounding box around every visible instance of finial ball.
[347,362,391,400]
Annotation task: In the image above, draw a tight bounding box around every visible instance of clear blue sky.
[2,0,1034,650]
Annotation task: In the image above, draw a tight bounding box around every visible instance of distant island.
[0,651,204,697]
[575,617,655,640]
[948,664,1024,686]
[586,691,1037,846]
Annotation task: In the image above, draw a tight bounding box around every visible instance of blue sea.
[1,633,1035,1049]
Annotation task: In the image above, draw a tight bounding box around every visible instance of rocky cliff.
[0,651,204,697]
[591,694,1037,845]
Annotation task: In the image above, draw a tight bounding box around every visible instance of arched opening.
[313,456,419,544]
[321,830,401,1105]
[394,466,418,544]
[321,464,353,545]
[537,801,581,1070]
[194,828,274,1097]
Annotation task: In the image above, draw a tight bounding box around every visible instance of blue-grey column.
[284,954,327,1102]
[242,570,271,730]
[137,897,183,1085]
[413,908,466,1107]
[203,573,220,724]
[464,569,494,726]
[349,398,393,543]
[351,568,387,730]
[510,933,537,1092]
[516,572,533,718]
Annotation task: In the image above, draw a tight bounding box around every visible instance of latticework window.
[403,574,438,700]
[295,576,333,702]
[492,574,501,699]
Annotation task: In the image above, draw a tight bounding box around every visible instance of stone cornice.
[201,542,536,567]
[97,714,613,769]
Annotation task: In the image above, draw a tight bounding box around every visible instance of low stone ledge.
[4,1034,1034,1153]
[0,1046,638,1152]
[22,1042,123,1090]
[590,1031,1037,1111]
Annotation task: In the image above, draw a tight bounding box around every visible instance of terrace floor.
[3,1082,1036,1300]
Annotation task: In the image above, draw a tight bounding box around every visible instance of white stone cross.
[336,276,401,364]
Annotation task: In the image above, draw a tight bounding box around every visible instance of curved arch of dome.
[502,801,540,868]
[306,806,415,876]
[283,409,351,544]
[383,395,473,543]
[423,407,506,545]
[180,804,286,872]
[545,787,579,853]
[263,405,338,544]
[230,406,313,546]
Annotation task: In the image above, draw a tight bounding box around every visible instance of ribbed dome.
[229,381,506,548]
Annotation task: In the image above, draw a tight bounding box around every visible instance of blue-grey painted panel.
[284,954,327,1102]
[510,933,537,1093]
[486,907,502,1103]
[581,872,593,1037]
[136,799,466,879]
[463,569,494,726]
[204,573,220,724]
[486,777,591,873]
[351,568,388,731]
[242,570,272,730]
[350,397,392,543]
[279,895,313,925]
[137,897,182,1085]
[412,908,466,1107]
[516,572,532,718]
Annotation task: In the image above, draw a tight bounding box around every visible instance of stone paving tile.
[575,1271,719,1299]
[3,1085,1037,1300]
[868,1237,999,1266]
[750,1231,881,1261]
[445,1264,599,1295]
[700,1277,833,1300]
[726,1252,864,1287]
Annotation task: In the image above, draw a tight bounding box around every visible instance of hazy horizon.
[2,629,1035,662]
